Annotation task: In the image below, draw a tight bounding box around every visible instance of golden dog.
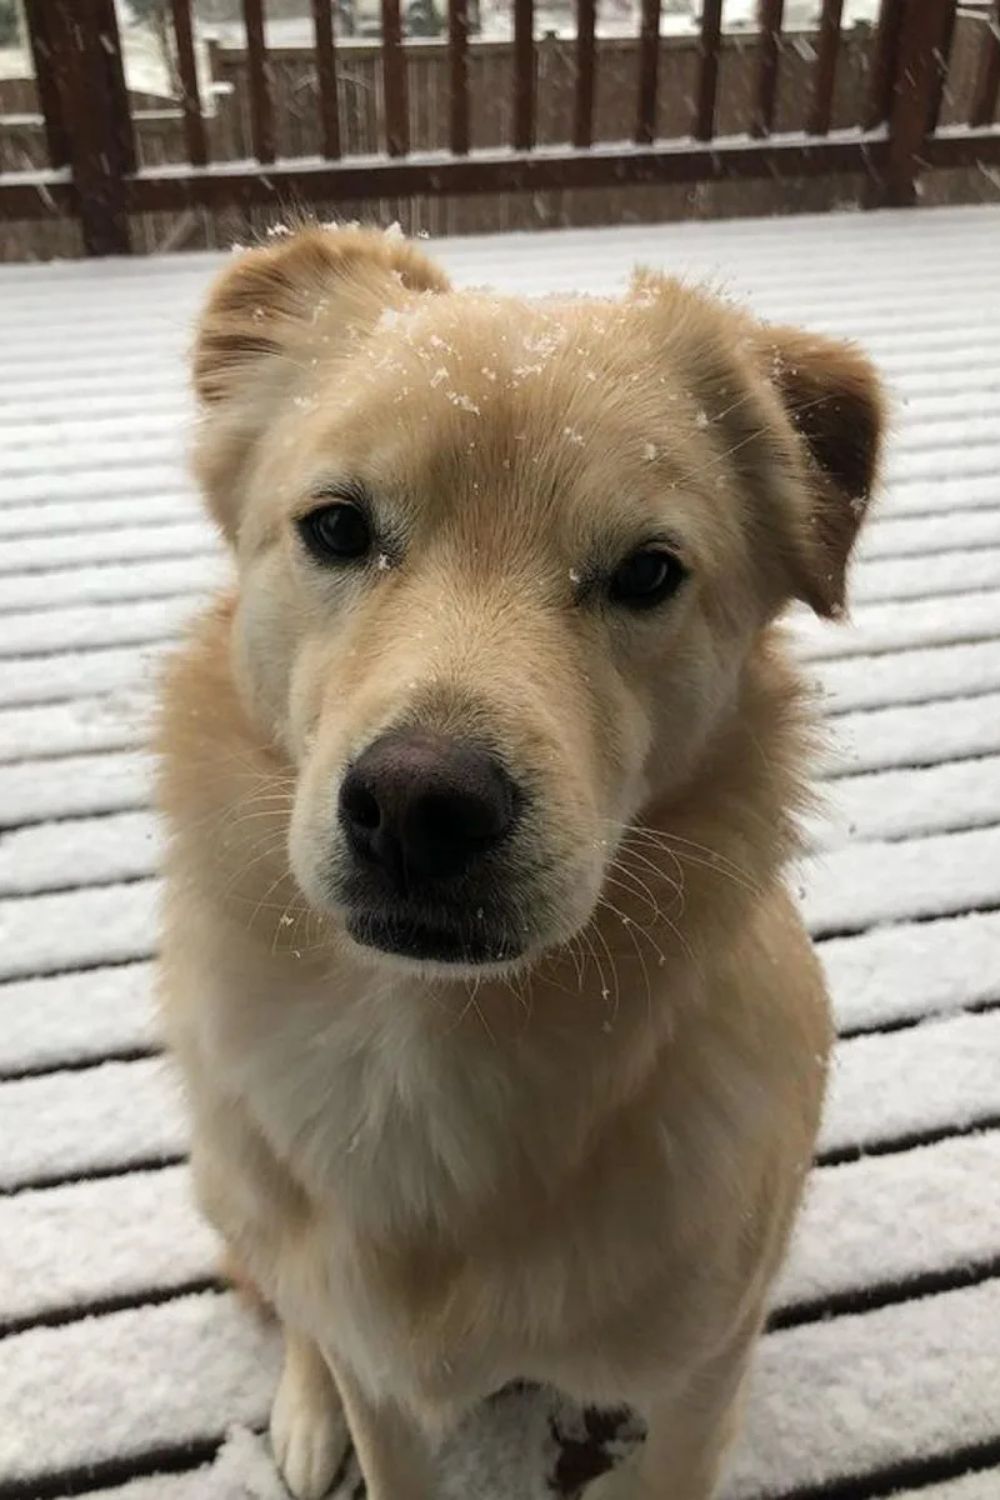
[156,225,883,1499]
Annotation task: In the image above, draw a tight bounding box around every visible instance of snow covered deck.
[2,206,1000,1500]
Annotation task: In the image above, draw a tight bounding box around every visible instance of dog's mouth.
[345,908,523,967]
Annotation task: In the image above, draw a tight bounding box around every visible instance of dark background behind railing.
[1,0,998,259]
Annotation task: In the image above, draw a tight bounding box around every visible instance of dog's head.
[192,226,882,976]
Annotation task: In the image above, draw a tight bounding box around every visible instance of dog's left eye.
[298,501,373,563]
[609,547,687,609]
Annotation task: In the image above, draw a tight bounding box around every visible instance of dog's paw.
[270,1357,349,1500]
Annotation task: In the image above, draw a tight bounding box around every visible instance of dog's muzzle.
[336,729,523,965]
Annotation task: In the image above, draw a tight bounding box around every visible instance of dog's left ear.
[761,326,885,619]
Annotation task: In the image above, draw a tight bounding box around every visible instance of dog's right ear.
[191,226,448,541]
[193,224,449,406]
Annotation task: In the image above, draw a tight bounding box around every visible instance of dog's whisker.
[601,869,669,942]
[637,845,762,903]
[598,891,669,969]
[604,859,670,923]
[610,833,682,882]
[212,806,293,842]
[623,823,754,879]
[223,893,308,918]
[576,923,611,1017]
[595,891,655,1024]
[247,862,307,938]
[561,934,585,991]
[582,913,622,1028]
[216,831,294,905]
[548,931,587,994]
[467,989,497,1046]
[614,840,688,921]
[501,970,533,1026]
[620,827,761,900]
[615,847,686,918]
[180,790,296,845]
[595,920,622,1027]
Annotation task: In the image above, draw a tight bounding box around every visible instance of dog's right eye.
[298,501,373,564]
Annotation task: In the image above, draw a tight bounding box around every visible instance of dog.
[155,224,883,1500]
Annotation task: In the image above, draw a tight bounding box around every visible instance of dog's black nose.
[339,732,516,885]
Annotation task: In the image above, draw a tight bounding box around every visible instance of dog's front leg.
[584,1336,755,1500]
[270,1328,350,1500]
[329,1358,438,1500]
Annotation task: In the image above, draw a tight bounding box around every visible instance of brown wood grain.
[381,0,410,156]
[243,0,276,164]
[311,0,342,159]
[513,0,535,151]
[807,0,843,137]
[751,0,784,138]
[170,0,208,166]
[449,0,470,155]
[693,0,723,141]
[574,0,597,149]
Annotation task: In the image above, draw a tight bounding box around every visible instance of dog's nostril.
[342,781,380,831]
[338,731,517,885]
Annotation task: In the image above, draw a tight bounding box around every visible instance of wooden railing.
[5,0,1000,256]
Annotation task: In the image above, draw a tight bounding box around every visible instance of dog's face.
[193,228,882,975]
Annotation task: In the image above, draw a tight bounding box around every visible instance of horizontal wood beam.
[5,127,997,227]
[114,135,892,214]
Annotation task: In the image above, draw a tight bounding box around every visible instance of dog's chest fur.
[192,954,656,1407]
[186,937,806,1421]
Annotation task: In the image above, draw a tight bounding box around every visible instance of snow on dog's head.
[188,224,884,975]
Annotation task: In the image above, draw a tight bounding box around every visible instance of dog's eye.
[298,501,372,563]
[609,547,687,610]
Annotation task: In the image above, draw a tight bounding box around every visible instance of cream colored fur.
[155,226,883,1499]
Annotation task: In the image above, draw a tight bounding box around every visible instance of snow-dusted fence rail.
[4,0,1000,256]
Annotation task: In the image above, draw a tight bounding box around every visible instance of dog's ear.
[760,326,885,619]
[191,226,448,541]
[628,275,883,621]
[193,224,449,406]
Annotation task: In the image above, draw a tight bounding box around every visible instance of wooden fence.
[2,0,999,256]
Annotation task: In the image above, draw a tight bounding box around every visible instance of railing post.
[879,0,954,207]
[512,0,535,152]
[30,0,133,255]
[969,0,1000,128]
[380,0,410,157]
[171,0,209,166]
[23,1,69,171]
